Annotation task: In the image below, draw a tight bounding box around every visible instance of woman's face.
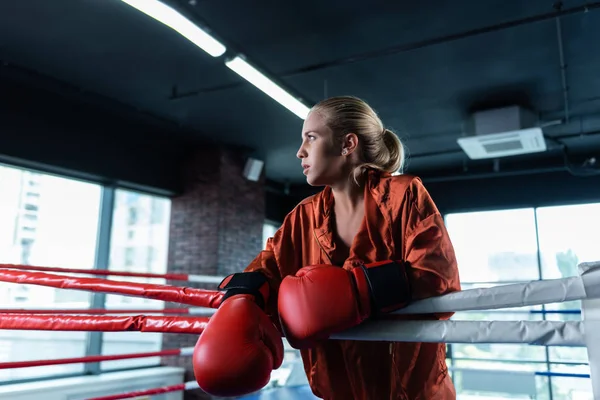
[296,111,345,186]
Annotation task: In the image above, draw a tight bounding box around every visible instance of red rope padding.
[0,268,224,308]
[0,314,209,333]
[0,308,190,314]
[0,263,190,281]
[87,382,189,400]
[0,348,183,369]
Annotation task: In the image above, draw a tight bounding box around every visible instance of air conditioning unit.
[457,106,547,160]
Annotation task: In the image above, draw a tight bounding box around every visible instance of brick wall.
[217,148,265,276]
[161,145,265,399]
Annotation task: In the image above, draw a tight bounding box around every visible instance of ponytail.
[382,128,405,173]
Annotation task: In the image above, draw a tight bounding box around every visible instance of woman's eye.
[308,135,316,141]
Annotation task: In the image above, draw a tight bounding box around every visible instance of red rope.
[0,308,190,314]
[0,348,183,369]
[0,263,190,281]
[0,314,209,333]
[0,268,224,308]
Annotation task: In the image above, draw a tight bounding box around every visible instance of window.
[445,205,598,400]
[101,189,171,371]
[536,203,600,380]
[445,208,539,283]
[263,222,279,249]
[0,164,101,383]
[536,203,600,280]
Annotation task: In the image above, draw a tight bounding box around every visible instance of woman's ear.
[341,133,359,155]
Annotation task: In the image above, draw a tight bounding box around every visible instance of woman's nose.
[296,145,306,159]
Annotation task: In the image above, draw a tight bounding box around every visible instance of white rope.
[394,261,600,315]
[332,320,584,346]
[333,262,600,346]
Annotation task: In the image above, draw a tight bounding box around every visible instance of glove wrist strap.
[218,271,269,309]
[361,260,411,315]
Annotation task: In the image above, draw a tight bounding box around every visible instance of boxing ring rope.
[0,314,210,333]
[0,307,214,315]
[0,269,225,307]
[0,261,598,399]
[332,320,586,346]
[0,263,224,283]
[392,262,600,315]
[0,347,194,369]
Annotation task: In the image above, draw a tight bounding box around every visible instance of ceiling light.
[225,56,310,119]
[121,0,226,57]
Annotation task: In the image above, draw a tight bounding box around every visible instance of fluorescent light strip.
[226,56,310,119]
[121,0,226,57]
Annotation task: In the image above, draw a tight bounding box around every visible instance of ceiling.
[1,0,600,186]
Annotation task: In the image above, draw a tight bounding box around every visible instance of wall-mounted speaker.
[243,157,264,182]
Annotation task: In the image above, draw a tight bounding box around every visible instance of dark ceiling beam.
[169,1,600,99]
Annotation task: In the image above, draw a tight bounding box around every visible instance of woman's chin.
[305,174,318,186]
[306,175,328,187]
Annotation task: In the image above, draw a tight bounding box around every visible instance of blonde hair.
[311,96,405,182]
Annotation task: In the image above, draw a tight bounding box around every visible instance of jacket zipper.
[313,229,334,265]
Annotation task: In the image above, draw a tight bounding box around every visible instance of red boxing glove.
[193,272,283,397]
[278,260,411,349]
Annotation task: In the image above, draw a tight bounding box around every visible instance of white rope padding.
[340,261,599,345]
[331,320,584,346]
[395,275,586,315]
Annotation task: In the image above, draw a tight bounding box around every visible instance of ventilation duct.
[457,106,547,160]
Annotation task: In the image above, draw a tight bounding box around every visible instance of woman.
[194,96,461,399]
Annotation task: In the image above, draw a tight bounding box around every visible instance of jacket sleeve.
[243,238,282,326]
[401,178,461,320]
[243,210,300,330]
